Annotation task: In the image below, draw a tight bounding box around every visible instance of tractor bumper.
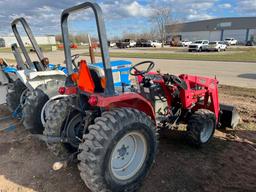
[219,104,240,129]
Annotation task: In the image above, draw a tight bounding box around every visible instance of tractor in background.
[6,17,67,133]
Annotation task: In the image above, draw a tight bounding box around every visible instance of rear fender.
[16,70,28,88]
[93,92,156,123]
[20,70,66,90]
[41,94,69,127]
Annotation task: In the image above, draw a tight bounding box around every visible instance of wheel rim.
[66,114,84,148]
[19,89,29,107]
[200,120,214,143]
[110,131,147,181]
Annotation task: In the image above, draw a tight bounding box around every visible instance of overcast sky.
[0,0,255,37]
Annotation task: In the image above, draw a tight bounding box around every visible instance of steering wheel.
[130,61,155,76]
[71,54,80,70]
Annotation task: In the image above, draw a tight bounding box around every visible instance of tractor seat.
[88,65,105,93]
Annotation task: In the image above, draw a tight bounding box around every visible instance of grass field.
[1,45,256,62]
[86,47,256,62]
[0,44,57,53]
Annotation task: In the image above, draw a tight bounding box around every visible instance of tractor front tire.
[6,79,27,112]
[22,80,64,134]
[78,108,158,192]
[186,109,216,146]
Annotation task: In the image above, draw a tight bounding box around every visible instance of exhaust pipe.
[219,104,240,129]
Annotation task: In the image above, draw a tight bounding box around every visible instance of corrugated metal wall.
[179,31,210,41]
[249,29,256,39]
[169,28,256,43]
[223,30,247,42]
[209,31,222,41]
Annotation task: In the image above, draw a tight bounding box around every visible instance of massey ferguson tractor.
[39,2,240,192]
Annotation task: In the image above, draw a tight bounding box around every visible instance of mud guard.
[219,104,240,129]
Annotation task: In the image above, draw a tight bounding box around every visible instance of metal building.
[0,35,56,47]
[166,17,256,43]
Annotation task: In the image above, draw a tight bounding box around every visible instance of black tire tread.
[187,109,216,146]
[6,79,27,112]
[22,80,64,134]
[43,97,71,157]
[78,108,158,192]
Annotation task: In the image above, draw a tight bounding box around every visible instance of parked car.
[128,40,136,47]
[150,40,162,47]
[181,40,192,47]
[116,39,136,48]
[108,41,116,47]
[136,39,151,47]
[246,35,256,46]
[188,40,209,52]
[224,38,238,46]
[246,41,254,46]
[207,41,227,52]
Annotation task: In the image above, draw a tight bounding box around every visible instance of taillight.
[58,86,77,95]
[58,87,66,95]
[88,96,98,106]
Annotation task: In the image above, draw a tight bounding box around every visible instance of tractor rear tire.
[22,80,64,134]
[43,97,71,157]
[6,79,27,112]
[186,109,216,146]
[78,108,158,192]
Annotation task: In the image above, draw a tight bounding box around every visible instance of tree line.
[55,7,174,47]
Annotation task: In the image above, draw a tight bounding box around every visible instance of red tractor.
[42,2,239,192]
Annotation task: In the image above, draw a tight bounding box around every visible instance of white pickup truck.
[150,40,162,48]
[188,40,209,52]
[224,38,238,46]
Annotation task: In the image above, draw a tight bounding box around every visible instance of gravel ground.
[0,85,255,192]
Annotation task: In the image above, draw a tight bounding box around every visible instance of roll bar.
[11,43,27,70]
[61,2,115,96]
[11,17,45,71]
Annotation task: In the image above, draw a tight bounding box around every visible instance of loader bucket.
[219,104,240,129]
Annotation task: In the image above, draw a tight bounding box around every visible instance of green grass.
[0,44,57,53]
[84,47,256,62]
[0,47,12,53]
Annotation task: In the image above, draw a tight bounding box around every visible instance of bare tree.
[121,30,157,41]
[55,33,89,44]
[55,34,62,43]
[150,7,172,47]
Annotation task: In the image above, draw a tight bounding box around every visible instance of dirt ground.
[0,85,255,192]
